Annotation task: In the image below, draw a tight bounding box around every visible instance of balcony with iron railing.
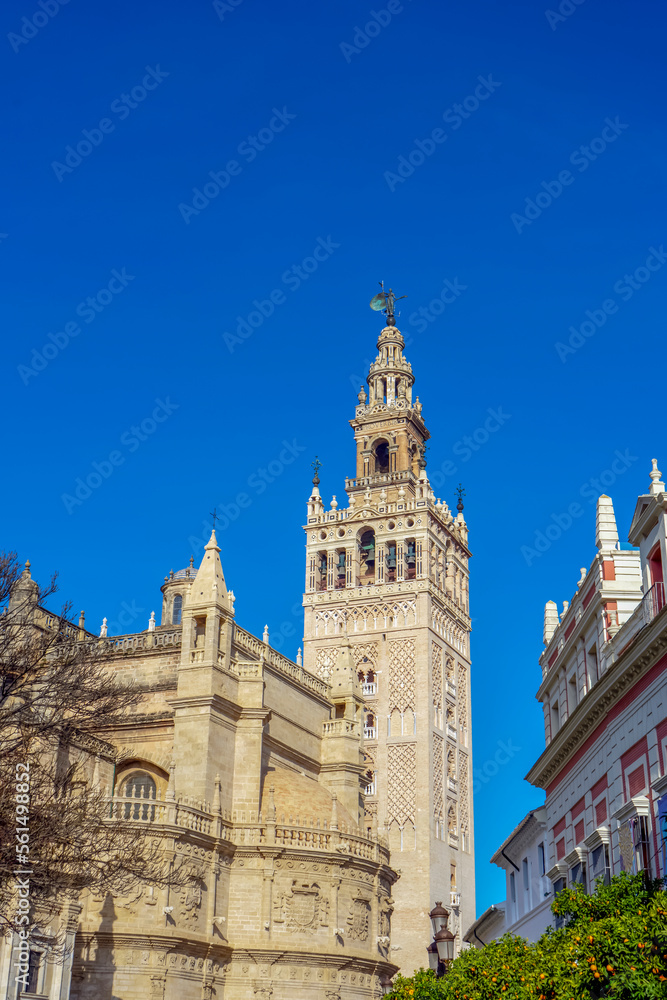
[642,580,665,622]
[602,580,666,660]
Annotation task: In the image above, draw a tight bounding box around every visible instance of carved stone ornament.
[253,983,273,999]
[347,896,371,941]
[379,895,394,937]
[180,879,203,928]
[274,881,329,933]
[150,974,166,999]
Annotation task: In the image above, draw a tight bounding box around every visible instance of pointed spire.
[296,647,302,667]
[148,611,156,632]
[543,600,559,645]
[262,624,269,644]
[192,529,228,603]
[595,495,619,550]
[649,458,665,496]
[99,617,108,638]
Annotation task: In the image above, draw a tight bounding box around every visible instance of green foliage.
[386,874,667,1000]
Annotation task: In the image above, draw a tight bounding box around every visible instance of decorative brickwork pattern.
[458,664,468,719]
[458,664,468,744]
[351,642,379,669]
[431,642,443,716]
[433,734,444,828]
[387,743,416,827]
[388,638,416,713]
[315,648,335,679]
[432,607,467,652]
[314,601,417,636]
[458,751,469,850]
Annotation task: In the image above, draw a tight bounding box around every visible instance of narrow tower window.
[374,440,390,473]
[386,541,397,582]
[359,530,375,584]
[172,593,182,625]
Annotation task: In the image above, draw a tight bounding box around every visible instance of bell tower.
[302,302,475,975]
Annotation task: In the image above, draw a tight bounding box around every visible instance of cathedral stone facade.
[302,321,475,972]
[0,317,474,998]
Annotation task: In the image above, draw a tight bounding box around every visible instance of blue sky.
[2,0,666,919]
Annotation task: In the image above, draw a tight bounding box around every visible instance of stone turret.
[595,494,619,551]
[320,638,365,823]
[543,600,559,645]
[8,559,39,617]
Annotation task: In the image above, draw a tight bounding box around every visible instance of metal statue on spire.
[455,484,466,513]
[311,456,322,486]
[369,281,407,327]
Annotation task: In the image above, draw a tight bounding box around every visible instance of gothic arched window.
[172,594,183,625]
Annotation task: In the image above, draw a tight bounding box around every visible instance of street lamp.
[379,973,394,995]
[427,902,455,977]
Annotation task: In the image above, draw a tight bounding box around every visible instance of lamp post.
[379,973,394,995]
[428,902,455,978]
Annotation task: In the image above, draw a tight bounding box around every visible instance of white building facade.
[489,807,553,942]
[526,462,667,898]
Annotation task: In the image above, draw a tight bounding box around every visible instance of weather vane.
[455,484,466,512]
[369,281,407,327]
[311,456,322,486]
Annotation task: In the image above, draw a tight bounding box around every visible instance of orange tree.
[386,872,667,1000]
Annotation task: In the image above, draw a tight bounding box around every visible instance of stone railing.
[323,719,360,736]
[108,794,390,861]
[108,792,233,841]
[345,470,416,490]
[233,820,389,863]
[103,629,182,654]
[233,625,329,698]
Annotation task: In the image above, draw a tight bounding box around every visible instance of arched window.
[172,594,183,625]
[359,530,375,584]
[122,772,156,821]
[374,440,389,473]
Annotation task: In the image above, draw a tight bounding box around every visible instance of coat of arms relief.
[347,895,371,941]
[273,881,329,933]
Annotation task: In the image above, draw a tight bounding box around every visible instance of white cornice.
[613,796,650,823]
[583,826,611,849]
[526,617,667,790]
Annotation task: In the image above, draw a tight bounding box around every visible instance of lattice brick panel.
[351,641,379,669]
[387,743,416,827]
[433,734,444,821]
[315,647,335,679]
[388,638,416,713]
[431,642,443,710]
[458,664,468,715]
[458,750,469,836]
